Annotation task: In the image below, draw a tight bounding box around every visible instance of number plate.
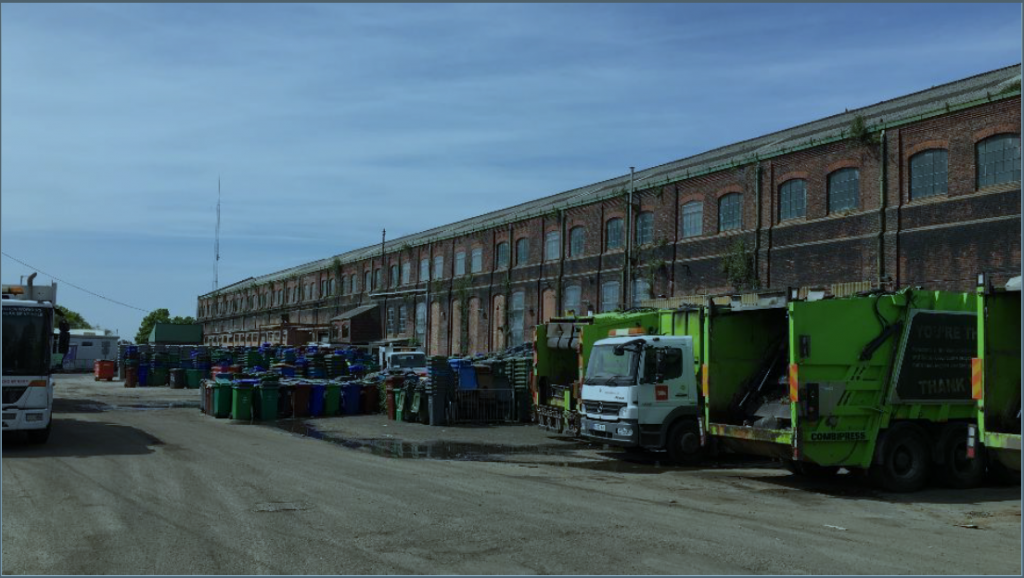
[593,423,606,432]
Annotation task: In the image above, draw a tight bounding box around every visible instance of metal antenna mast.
[214,176,221,291]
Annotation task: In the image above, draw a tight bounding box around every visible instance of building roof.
[148,323,204,344]
[329,304,378,322]
[201,64,1022,298]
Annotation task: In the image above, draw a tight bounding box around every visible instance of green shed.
[149,323,203,345]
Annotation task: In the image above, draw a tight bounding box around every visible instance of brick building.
[197,65,1022,354]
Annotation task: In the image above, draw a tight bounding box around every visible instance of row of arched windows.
[202,135,1020,318]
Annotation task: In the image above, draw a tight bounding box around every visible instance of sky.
[1,3,1021,341]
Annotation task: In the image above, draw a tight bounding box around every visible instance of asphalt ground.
[1,374,1020,575]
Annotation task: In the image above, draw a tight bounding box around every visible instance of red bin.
[94,360,115,381]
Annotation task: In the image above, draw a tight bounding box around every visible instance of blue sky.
[1,3,1020,340]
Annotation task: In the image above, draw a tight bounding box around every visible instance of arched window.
[681,201,702,238]
[632,278,651,308]
[779,179,806,221]
[828,168,859,213]
[495,242,510,269]
[718,194,741,232]
[515,238,530,266]
[976,134,1021,188]
[605,218,624,250]
[471,248,483,273]
[363,271,371,293]
[455,251,466,276]
[601,281,620,313]
[401,262,411,285]
[510,291,526,345]
[433,256,444,279]
[419,258,429,282]
[909,149,948,200]
[563,285,582,316]
[390,264,399,287]
[569,227,586,257]
[415,302,427,345]
[545,231,560,261]
[635,212,654,245]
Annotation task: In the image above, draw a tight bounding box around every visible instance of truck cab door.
[637,344,695,426]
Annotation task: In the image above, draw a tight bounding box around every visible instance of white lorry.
[378,344,428,377]
[579,334,704,464]
[2,274,69,444]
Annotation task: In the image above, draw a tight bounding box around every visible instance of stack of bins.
[428,357,455,426]
[117,343,128,380]
[150,349,170,387]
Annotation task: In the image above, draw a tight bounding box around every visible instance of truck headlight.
[619,406,629,417]
[616,427,633,436]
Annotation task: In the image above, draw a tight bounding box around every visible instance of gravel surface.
[2,374,1020,575]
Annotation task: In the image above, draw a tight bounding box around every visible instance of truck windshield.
[2,306,52,376]
[584,344,639,386]
[392,353,426,369]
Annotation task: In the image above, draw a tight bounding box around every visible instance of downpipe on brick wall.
[877,129,887,286]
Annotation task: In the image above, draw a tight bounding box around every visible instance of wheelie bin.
[309,383,326,417]
[212,380,233,418]
[258,382,280,422]
[341,383,362,416]
[291,382,312,418]
[324,383,341,416]
[231,380,255,421]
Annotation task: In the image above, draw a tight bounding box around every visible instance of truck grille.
[2,387,27,404]
[583,401,626,416]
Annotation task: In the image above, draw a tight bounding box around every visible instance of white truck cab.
[580,332,704,463]
[379,344,427,377]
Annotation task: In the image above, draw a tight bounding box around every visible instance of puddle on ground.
[271,419,592,462]
[71,401,200,413]
[269,419,778,474]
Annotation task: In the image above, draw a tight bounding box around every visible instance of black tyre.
[666,420,704,465]
[869,425,930,493]
[938,424,985,489]
[26,422,51,445]
[784,460,840,478]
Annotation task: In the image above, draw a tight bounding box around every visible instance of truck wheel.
[870,425,930,492]
[938,424,985,489]
[784,460,840,478]
[666,421,704,465]
[26,423,51,445]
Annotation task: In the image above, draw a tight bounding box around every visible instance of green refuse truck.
[969,274,1021,481]
[581,286,986,492]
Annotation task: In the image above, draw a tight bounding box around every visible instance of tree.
[54,305,91,329]
[135,309,196,344]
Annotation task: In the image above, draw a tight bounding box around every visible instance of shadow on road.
[1,417,162,458]
[740,470,1022,505]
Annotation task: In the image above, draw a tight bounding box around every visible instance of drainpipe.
[671,184,679,298]
[877,129,887,286]
[895,130,904,287]
[556,208,567,316]
[425,242,432,355]
[624,167,635,310]
[753,163,762,288]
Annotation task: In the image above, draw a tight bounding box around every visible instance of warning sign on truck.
[894,310,977,402]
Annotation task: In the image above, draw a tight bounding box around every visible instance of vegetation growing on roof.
[848,114,880,147]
